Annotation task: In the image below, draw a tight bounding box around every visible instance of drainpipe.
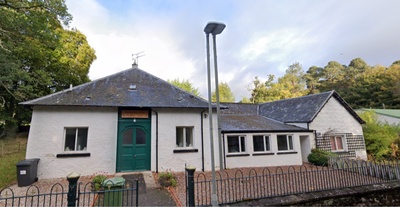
[201,110,206,172]
[222,132,226,170]
[153,110,159,173]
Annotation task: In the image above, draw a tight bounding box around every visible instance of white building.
[21,67,366,179]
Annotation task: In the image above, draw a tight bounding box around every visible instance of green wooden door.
[117,119,151,172]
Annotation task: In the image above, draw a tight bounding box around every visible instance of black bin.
[16,158,40,187]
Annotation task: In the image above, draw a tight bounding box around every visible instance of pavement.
[117,172,177,207]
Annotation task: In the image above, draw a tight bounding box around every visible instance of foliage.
[158,171,177,187]
[247,57,400,109]
[307,148,335,166]
[306,58,400,109]
[168,78,200,97]
[0,0,96,138]
[212,82,235,102]
[358,110,400,160]
[249,63,308,103]
[0,135,27,188]
[92,173,107,191]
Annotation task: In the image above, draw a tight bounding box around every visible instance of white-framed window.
[176,127,194,148]
[277,134,293,151]
[227,135,246,153]
[253,135,271,152]
[330,135,345,151]
[64,127,88,151]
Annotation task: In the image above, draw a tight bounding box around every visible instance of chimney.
[132,60,138,69]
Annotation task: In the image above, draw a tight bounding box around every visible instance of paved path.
[119,172,176,207]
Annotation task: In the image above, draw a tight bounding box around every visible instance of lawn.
[0,133,28,189]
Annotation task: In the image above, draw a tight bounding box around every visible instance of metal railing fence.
[0,179,139,207]
[190,158,400,206]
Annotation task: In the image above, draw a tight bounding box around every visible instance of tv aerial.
[132,51,145,68]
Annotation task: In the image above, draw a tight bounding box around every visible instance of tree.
[212,82,235,102]
[358,110,400,159]
[304,66,323,94]
[168,78,200,96]
[248,63,308,103]
[0,0,96,138]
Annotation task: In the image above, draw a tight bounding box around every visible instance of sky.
[66,0,400,101]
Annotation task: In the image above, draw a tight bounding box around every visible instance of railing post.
[186,166,196,207]
[67,172,81,207]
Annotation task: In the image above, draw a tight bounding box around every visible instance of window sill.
[173,149,198,153]
[252,152,275,156]
[277,151,297,155]
[227,153,250,157]
[332,150,347,153]
[56,153,91,158]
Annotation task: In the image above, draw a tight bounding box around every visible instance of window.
[227,135,246,153]
[253,135,270,152]
[176,127,194,148]
[64,128,88,151]
[330,135,344,151]
[277,135,293,151]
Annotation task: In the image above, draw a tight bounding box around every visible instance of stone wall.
[228,181,400,206]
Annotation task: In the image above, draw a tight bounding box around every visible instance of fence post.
[67,172,81,207]
[186,166,196,207]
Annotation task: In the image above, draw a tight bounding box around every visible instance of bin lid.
[16,160,32,166]
[102,177,125,187]
[26,158,40,163]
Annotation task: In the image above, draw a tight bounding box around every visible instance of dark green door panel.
[117,119,151,172]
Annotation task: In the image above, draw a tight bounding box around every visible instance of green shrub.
[308,148,335,166]
[158,172,177,187]
[92,174,107,191]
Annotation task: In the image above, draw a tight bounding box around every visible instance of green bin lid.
[102,177,125,187]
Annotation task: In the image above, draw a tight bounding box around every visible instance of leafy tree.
[0,0,96,138]
[304,66,323,94]
[239,97,252,103]
[249,63,308,103]
[168,78,200,96]
[249,75,273,103]
[212,82,235,102]
[358,110,400,159]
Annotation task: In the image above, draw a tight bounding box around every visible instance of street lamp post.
[204,21,226,207]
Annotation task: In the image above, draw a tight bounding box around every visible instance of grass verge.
[0,134,28,189]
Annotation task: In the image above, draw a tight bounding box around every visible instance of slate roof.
[358,108,400,119]
[258,91,365,124]
[21,68,210,108]
[220,103,311,132]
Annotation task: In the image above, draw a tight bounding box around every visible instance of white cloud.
[65,0,400,102]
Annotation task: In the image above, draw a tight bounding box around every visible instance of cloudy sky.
[66,0,400,101]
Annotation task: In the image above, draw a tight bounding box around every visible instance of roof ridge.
[259,90,334,105]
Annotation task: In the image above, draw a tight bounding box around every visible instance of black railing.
[0,179,139,207]
[189,159,400,206]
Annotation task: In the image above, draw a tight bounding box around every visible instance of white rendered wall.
[310,97,363,135]
[310,97,367,159]
[26,106,118,179]
[151,108,219,173]
[224,133,313,168]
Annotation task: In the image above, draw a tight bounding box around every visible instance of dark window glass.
[77,128,88,150]
[253,136,264,151]
[277,135,288,151]
[123,128,133,145]
[136,128,146,145]
[228,136,239,153]
[65,128,76,151]
[176,128,184,147]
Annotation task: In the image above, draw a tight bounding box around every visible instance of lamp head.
[204,22,226,35]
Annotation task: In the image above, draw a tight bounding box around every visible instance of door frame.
[116,109,151,172]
